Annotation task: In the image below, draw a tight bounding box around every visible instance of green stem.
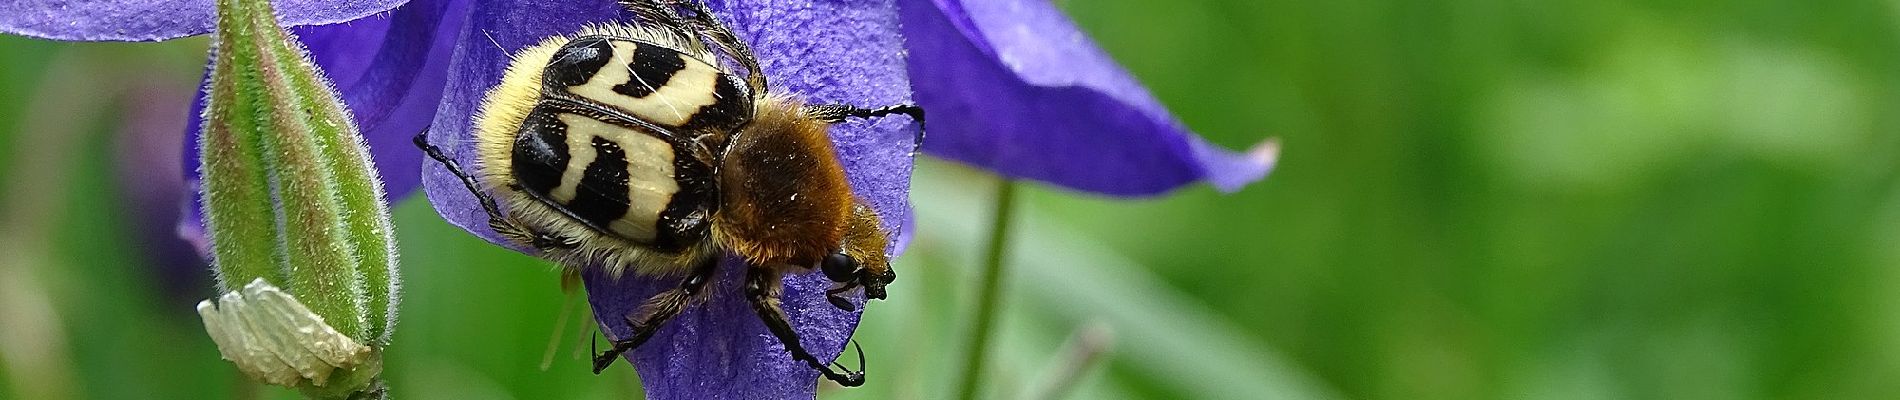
[955,179,1019,400]
[232,376,259,400]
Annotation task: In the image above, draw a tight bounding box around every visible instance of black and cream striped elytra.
[510,35,746,254]
[414,0,924,388]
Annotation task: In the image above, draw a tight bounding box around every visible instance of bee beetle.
[415,0,922,386]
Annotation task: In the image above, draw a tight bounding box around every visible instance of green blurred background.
[3,0,1898,399]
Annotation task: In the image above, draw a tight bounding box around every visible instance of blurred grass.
[4,0,1900,399]
[1054,0,1900,399]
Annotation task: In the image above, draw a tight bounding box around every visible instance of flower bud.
[193,0,400,395]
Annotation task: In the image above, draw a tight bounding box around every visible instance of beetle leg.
[669,0,767,95]
[746,267,866,386]
[412,132,578,250]
[805,103,926,156]
[804,103,925,126]
[617,0,693,44]
[590,257,720,373]
[614,0,765,96]
[824,284,860,312]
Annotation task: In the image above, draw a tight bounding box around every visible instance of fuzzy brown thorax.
[713,95,854,267]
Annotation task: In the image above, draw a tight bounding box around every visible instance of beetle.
[414,0,922,386]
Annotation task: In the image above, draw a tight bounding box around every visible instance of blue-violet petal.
[899,0,1276,195]
[0,0,411,41]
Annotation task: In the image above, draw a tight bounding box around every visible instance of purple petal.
[419,0,916,397]
[582,257,859,399]
[899,0,1276,195]
[303,0,469,201]
[116,81,213,303]
[0,0,411,41]
[179,0,469,253]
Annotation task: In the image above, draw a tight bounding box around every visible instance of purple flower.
[0,0,410,41]
[421,1,915,397]
[4,0,1274,397]
[900,0,1276,195]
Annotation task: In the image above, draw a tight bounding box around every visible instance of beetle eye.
[822,252,857,283]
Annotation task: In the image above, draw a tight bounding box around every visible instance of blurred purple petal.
[306,0,468,201]
[419,0,915,396]
[179,0,468,252]
[0,0,411,41]
[117,81,212,303]
[899,0,1275,195]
